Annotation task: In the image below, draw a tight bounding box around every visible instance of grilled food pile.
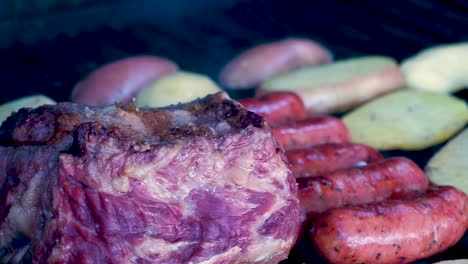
[0,39,467,264]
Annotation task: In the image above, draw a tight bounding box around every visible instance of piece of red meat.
[0,92,300,264]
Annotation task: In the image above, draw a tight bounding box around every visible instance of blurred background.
[0,0,467,103]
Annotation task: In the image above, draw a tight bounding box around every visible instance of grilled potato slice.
[426,128,468,194]
[0,95,56,125]
[342,90,468,150]
[136,71,221,108]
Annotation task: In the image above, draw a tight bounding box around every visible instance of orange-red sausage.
[272,117,349,151]
[286,143,383,178]
[239,92,307,125]
[310,186,468,264]
[298,157,429,215]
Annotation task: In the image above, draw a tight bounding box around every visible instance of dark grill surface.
[0,0,466,263]
[0,0,467,103]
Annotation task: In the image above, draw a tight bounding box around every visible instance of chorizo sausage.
[310,186,468,264]
[239,92,307,125]
[298,157,429,215]
[272,116,349,151]
[286,143,383,178]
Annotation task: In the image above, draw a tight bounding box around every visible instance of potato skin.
[298,157,429,215]
[71,56,178,106]
[272,116,349,151]
[310,186,468,264]
[219,38,332,89]
[239,91,307,125]
[286,143,383,178]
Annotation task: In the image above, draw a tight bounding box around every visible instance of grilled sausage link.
[272,116,349,151]
[310,186,468,264]
[286,143,383,178]
[298,157,429,215]
[239,91,308,125]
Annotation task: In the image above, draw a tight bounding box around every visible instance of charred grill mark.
[223,107,238,118]
[376,253,381,260]
[239,111,263,128]
[394,244,402,255]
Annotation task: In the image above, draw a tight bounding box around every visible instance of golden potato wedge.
[136,71,221,108]
[260,56,404,115]
[0,95,56,125]
[402,42,468,93]
[342,90,468,151]
[219,38,332,89]
[426,129,468,194]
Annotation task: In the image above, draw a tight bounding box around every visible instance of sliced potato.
[260,56,404,115]
[432,260,468,264]
[426,129,468,194]
[0,95,56,125]
[136,71,221,108]
[402,42,468,93]
[342,90,468,151]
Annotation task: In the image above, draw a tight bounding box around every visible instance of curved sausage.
[286,143,383,178]
[72,56,178,106]
[239,92,307,125]
[219,38,332,89]
[298,157,429,215]
[310,186,468,264]
[272,116,349,151]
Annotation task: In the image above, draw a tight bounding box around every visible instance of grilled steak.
[0,92,300,264]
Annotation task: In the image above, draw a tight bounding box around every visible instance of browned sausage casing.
[310,186,468,264]
[239,92,308,125]
[286,143,383,178]
[298,157,429,215]
[272,116,350,151]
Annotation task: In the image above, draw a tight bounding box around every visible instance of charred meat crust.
[0,92,266,149]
